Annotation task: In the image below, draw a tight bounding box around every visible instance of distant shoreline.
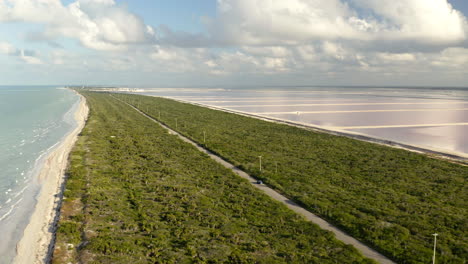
[13,90,88,264]
[164,96,468,164]
[90,87,468,163]
[75,85,468,90]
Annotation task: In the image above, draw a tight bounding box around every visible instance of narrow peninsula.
[52,90,467,264]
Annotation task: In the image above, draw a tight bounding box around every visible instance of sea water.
[0,86,79,263]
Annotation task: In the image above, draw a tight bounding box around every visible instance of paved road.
[115,95,396,264]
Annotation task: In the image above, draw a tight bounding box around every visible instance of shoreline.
[13,91,88,264]
[161,96,468,164]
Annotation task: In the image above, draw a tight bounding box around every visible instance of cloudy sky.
[0,0,467,87]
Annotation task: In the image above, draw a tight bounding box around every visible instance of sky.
[0,0,467,87]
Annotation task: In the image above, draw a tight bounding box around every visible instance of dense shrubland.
[53,92,371,263]
[114,93,468,264]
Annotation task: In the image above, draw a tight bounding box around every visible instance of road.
[114,94,396,264]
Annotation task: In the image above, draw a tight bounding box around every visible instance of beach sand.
[13,93,88,264]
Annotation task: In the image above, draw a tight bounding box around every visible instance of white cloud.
[377,53,416,62]
[149,46,209,72]
[0,41,17,55]
[354,0,466,43]
[295,45,317,62]
[241,46,291,58]
[262,57,289,72]
[204,0,468,49]
[2,0,466,52]
[322,42,349,60]
[148,45,295,75]
[209,0,366,45]
[0,41,43,64]
[1,0,467,85]
[65,0,155,50]
[431,47,468,67]
[20,50,43,64]
[0,0,156,51]
[0,0,69,24]
[151,46,180,61]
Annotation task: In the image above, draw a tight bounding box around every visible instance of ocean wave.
[0,197,24,222]
[0,86,81,260]
[14,186,28,198]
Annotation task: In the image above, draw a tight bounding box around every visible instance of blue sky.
[118,0,216,33]
[0,0,467,87]
[449,0,468,14]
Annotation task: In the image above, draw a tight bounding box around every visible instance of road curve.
[113,94,396,264]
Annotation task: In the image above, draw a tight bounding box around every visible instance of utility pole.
[432,233,438,264]
[259,156,262,172]
[203,131,206,144]
[175,118,178,129]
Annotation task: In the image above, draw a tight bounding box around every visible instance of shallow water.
[0,86,79,263]
[135,86,468,156]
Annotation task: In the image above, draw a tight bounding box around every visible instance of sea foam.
[0,86,80,263]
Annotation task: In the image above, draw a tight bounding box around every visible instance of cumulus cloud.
[19,50,43,64]
[150,46,210,72]
[377,53,416,62]
[197,0,468,50]
[148,45,296,75]
[241,46,291,58]
[322,42,349,61]
[0,41,43,64]
[431,47,468,67]
[1,0,467,85]
[0,0,156,51]
[206,0,366,45]
[354,0,466,44]
[0,0,60,23]
[2,0,466,52]
[63,0,155,50]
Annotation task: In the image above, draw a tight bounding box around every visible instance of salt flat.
[137,87,468,157]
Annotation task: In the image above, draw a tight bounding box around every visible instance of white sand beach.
[13,93,88,264]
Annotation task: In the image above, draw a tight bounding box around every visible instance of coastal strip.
[13,92,89,264]
[116,95,395,264]
[53,92,373,263]
[117,93,466,262]
[163,97,468,162]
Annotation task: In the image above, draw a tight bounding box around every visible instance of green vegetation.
[53,91,372,263]
[115,93,468,264]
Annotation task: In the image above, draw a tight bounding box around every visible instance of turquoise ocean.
[0,86,80,263]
